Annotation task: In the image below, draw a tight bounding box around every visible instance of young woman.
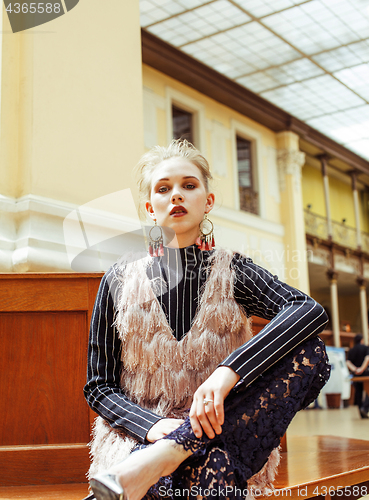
[84,140,330,500]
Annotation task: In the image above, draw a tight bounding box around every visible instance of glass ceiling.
[140,0,369,161]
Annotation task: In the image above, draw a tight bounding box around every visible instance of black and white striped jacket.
[83,245,328,443]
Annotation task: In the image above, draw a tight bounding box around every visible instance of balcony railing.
[304,210,329,241]
[304,209,369,253]
[332,220,357,250]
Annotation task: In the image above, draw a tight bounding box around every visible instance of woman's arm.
[190,254,328,438]
[221,255,328,384]
[83,266,163,443]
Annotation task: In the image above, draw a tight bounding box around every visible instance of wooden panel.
[351,376,369,396]
[251,316,269,335]
[0,483,89,499]
[0,312,90,445]
[0,273,103,486]
[0,445,90,486]
[0,278,88,312]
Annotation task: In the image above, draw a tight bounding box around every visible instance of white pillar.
[319,155,333,239]
[328,270,340,347]
[357,278,369,345]
[276,131,309,293]
[351,173,362,249]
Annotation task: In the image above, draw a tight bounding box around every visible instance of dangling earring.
[148,220,164,257]
[196,213,215,251]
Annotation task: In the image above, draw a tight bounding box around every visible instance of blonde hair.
[135,139,213,219]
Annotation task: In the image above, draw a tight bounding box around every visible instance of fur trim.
[115,249,252,416]
[247,447,281,500]
[88,417,136,479]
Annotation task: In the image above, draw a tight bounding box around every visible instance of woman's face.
[145,157,214,248]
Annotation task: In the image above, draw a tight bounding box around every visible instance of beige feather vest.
[88,248,280,495]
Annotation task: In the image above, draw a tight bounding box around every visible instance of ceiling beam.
[141,29,369,177]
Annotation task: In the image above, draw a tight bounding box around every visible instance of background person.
[347,334,369,419]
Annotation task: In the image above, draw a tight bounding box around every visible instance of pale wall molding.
[0,193,144,272]
[209,120,230,178]
[213,206,284,238]
[1,194,286,273]
[143,87,166,149]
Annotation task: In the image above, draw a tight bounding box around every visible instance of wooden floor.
[271,435,369,499]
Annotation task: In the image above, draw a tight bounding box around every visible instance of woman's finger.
[191,393,215,439]
[194,394,217,439]
[189,398,203,439]
[213,391,224,427]
[203,396,222,435]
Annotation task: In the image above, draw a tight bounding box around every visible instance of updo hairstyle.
[135,139,213,219]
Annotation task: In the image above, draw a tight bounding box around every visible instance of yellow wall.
[302,163,369,233]
[1,19,21,199]
[302,165,326,217]
[329,176,356,228]
[1,0,144,208]
[360,190,369,233]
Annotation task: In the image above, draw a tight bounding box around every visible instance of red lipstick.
[170,206,188,217]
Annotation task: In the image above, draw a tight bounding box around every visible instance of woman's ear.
[145,201,155,220]
[205,192,215,214]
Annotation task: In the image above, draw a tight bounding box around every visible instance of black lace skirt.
[141,336,330,500]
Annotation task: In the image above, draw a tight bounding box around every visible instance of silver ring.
[203,398,214,406]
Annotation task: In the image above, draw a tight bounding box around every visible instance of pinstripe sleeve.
[83,266,162,443]
[220,254,329,386]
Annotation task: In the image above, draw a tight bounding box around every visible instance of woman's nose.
[172,190,184,203]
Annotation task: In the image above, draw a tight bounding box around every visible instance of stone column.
[351,172,362,249]
[357,277,369,345]
[319,155,333,240]
[276,131,309,292]
[327,269,340,347]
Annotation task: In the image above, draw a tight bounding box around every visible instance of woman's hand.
[146,418,185,443]
[189,366,240,439]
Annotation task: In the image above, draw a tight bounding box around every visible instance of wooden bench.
[2,436,367,500]
[1,275,367,499]
[262,435,369,500]
[0,483,89,499]
[351,376,369,396]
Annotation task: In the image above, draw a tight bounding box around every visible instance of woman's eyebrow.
[156,176,199,182]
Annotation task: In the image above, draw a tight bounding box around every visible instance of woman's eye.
[185,184,196,189]
[158,186,169,193]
